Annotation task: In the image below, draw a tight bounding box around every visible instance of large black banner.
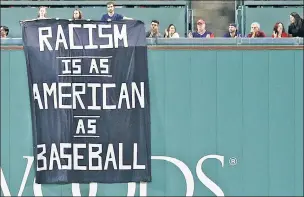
[22,19,151,184]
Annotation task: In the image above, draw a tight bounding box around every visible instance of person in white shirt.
[164,24,179,38]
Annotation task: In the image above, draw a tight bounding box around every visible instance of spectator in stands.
[164,24,179,38]
[247,22,266,38]
[0,26,9,38]
[73,9,83,20]
[188,19,214,38]
[37,6,47,19]
[101,1,132,21]
[146,20,162,38]
[272,22,288,38]
[288,12,304,38]
[223,23,241,38]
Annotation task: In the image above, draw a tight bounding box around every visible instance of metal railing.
[244,0,304,6]
[1,37,303,46]
[236,0,304,6]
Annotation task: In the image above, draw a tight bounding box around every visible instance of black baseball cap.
[229,23,237,28]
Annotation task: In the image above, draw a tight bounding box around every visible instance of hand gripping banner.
[22,19,151,184]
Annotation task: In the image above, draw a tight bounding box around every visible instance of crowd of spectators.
[1,1,304,39]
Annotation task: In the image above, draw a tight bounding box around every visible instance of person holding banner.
[37,6,48,19]
[72,9,83,20]
[21,17,151,184]
[101,1,133,21]
[20,6,48,24]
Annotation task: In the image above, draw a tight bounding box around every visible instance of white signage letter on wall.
[196,155,225,197]
[138,156,195,196]
[1,156,35,196]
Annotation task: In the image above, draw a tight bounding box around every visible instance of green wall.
[1,7,186,38]
[1,48,303,196]
[244,7,304,36]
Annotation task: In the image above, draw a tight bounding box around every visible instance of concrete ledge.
[2,45,303,50]
[244,0,304,6]
[2,37,303,46]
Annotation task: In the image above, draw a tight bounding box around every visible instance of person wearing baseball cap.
[188,19,214,38]
[223,23,242,38]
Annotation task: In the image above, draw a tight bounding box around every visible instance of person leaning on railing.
[288,12,304,38]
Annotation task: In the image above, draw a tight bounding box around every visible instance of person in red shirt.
[272,22,289,38]
[247,22,266,38]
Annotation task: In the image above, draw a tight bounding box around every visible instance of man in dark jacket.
[146,20,162,38]
[223,23,242,38]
